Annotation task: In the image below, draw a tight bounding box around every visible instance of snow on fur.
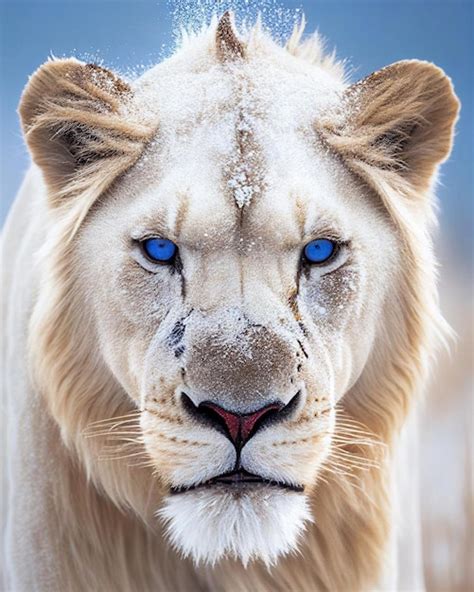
[3,8,459,592]
[159,488,312,566]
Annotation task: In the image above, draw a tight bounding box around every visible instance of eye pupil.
[142,238,177,263]
[303,239,335,264]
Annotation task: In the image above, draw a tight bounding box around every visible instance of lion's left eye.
[303,239,337,264]
[141,238,177,263]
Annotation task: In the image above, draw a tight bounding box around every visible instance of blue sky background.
[1,0,472,261]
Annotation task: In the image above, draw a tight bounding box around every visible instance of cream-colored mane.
[2,13,458,592]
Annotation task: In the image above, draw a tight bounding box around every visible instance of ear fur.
[320,60,460,194]
[19,58,152,206]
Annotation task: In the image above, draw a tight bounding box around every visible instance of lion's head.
[19,14,458,574]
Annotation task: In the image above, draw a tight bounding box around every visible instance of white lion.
[1,13,458,592]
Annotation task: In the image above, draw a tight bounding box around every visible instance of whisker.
[98,450,150,462]
[332,435,382,445]
[83,429,142,439]
[83,421,140,436]
[330,453,380,471]
[86,411,141,428]
[127,459,157,470]
[100,442,144,454]
[323,464,358,481]
[315,472,330,487]
[334,425,378,438]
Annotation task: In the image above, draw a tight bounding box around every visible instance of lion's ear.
[321,60,459,193]
[19,58,151,205]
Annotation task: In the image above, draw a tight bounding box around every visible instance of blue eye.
[142,238,177,263]
[303,239,336,264]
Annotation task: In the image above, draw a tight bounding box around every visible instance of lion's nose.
[181,392,300,448]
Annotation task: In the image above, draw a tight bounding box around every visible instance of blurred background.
[1,0,472,589]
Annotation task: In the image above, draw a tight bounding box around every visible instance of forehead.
[109,56,382,245]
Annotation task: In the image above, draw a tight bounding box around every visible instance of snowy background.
[1,1,472,589]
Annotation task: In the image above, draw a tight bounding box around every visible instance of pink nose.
[198,401,284,446]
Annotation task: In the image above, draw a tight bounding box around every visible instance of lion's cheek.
[241,416,334,489]
[140,411,235,488]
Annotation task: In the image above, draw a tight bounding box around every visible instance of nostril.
[180,392,236,440]
[278,390,301,420]
[180,392,199,416]
[181,392,239,442]
[180,392,242,441]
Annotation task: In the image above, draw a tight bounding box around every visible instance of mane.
[175,15,346,82]
[20,14,453,591]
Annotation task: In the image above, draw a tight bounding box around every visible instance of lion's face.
[74,83,398,562]
[19,15,458,569]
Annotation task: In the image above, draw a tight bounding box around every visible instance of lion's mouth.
[170,469,304,494]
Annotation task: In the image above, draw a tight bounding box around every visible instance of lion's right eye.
[141,238,177,264]
[303,238,337,265]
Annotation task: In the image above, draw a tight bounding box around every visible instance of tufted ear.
[19,58,152,207]
[320,60,460,194]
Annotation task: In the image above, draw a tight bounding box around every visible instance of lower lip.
[170,477,304,494]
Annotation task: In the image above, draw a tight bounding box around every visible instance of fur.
[159,488,312,567]
[2,13,459,592]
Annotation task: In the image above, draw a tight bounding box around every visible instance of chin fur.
[157,486,312,567]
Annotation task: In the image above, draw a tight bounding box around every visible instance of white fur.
[3,13,458,590]
[158,488,312,567]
